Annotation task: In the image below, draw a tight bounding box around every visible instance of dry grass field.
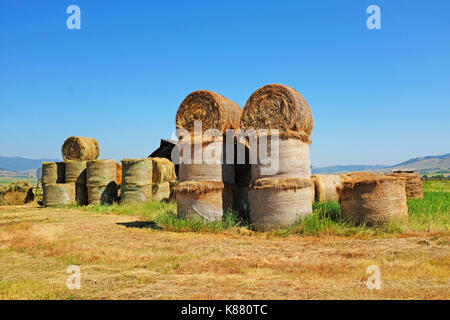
[0,182,448,300]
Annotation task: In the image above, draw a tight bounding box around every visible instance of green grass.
[74,181,449,237]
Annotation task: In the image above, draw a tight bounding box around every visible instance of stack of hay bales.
[337,172,408,226]
[0,182,34,206]
[311,174,342,202]
[387,172,423,198]
[121,158,153,204]
[174,90,242,220]
[86,160,118,205]
[152,157,176,202]
[241,84,314,230]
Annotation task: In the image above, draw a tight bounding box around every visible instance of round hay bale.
[337,175,408,226]
[64,160,87,184]
[152,157,176,184]
[250,136,311,182]
[121,158,153,204]
[387,172,423,199]
[176,90,242,135]
[62,136,100,161]
[43,183,75,207]
[248,178,313,230]
[241,84,313,138]
[0,182,34,206]
[311,174,342,202]
[178,141,235,184]
[152,182,171,202]
[175,181,234,221]
[42,162,65,187]
[86,160,117,205]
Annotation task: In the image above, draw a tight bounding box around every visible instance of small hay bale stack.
[43,183,75,207]
[178,140,235,184]
[151,157,176,201]
[311,174,342,202]
[176,90,242,135]
[175,181,234,221]
[387,172,423,199]
[42,162,65,187]
[337,175,408,226]
[64,160,88,205]
[121,159,153,204]
[0,182,34,206]
[248,178,313,231]
[86,160,118,205]
[62,136,100,161]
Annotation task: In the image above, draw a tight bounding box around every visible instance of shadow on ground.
[116,221,160,229]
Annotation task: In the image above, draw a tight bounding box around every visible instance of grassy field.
[0,181,448,299]
[0,177,37,186]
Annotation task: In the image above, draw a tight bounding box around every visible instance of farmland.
[0,181,448,299]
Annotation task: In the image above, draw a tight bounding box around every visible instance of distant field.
[0,177,38,186]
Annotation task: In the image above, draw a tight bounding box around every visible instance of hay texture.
[175,181,234,221]
[42,162,65,187]
[248,178,313,230]
[152,182,171,202]
[152,157,176,184]
[62,136,100,161]
[0,182,34,206]
[241,84,313,137]
[250,137,311,182]
[311,174,342,202]
[43,183,75,207]
[178,141,235,183]
[337,175,408,226]
[64,160,87,205]
[176,90,242,135]
[86,160,117,205]
[116,162,122,197]
[121,159,153,204]
[387,172,423,199]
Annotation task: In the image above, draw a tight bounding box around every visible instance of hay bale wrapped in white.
[248,178,313,230]
[175,181,234,221]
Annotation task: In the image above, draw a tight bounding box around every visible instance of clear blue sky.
[1,0,449,166]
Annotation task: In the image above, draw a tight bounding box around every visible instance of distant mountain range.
[0,153,449,175]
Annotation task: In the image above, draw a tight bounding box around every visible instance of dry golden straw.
[62,136,100,161]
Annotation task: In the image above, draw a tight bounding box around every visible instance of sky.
[0,0,449,167]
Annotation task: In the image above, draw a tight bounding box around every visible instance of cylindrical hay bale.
[311,174,342,202]
[43,183,75,207]
[86,160,117,205]
[42,162,65,187]
[176,90,242,135]
[64,160,87,184]
[152,158,176,184]
[337,176,408,226]
[251,137,311,182]
[387,172,423,199]
[248,178,313,230]
[62,136,100,161]
[241,84,313,139]
[175,181,234,221]
[178,141,235,184]
[152,182,171,202]
[121,159,153,204]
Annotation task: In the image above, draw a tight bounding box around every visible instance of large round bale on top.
[241,84,313,139]
[62,137,100,161]
[43,183,75,207]
[86,160,117,205]
[387,172,423,199]
[248,178,313,231]
[121,158,153,204]
[176,90,242,136]
[311,174,342,202]
[337,174,408,226]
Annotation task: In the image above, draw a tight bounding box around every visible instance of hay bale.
[251,136,311,182]
[311,174,342,202]
[152,157,176,184]
[43,183,75,207]
[64,160,88,205]
[0,181,34,206]
[116,162,122,197]
[337,175,408,226]
[42,162,65,187]
[61,136,100,161]
[86,160,117,205]
[248,178,313,230]
[152,182,171,202]
[178,141,235,183]
[176,90,242,135]
[387,172,423,199]
[241,84,313,138]
[121,158,153,204]
[175,181,234,221]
